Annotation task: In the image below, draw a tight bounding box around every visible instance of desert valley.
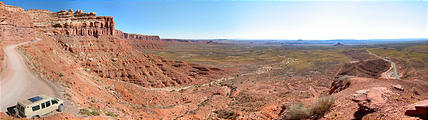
[0,1,428,120]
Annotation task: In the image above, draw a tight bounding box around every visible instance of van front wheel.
[32,115,40,118]
[57,104,63,112]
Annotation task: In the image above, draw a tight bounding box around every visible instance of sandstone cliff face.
[26,9,166,50]
[115,30,159,40]
[115,30,166,49]
[0,2,35,45]
[26,9,114,38]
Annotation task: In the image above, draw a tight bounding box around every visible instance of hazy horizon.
[4,0,428,40]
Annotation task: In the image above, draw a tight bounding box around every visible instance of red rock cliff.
[115,30,164,49]
[0,1,35,45]
[26,9,164,49]
[27,9,114,37]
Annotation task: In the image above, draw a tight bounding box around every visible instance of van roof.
[18,95,53,107]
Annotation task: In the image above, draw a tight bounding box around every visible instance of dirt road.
[0,40,57,112]
[366,50,400,80]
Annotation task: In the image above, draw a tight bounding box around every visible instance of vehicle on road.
[7,95,63,118]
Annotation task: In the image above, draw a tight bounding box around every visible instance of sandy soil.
[0,40,57,112]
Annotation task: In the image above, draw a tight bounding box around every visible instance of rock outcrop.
[405,100,428,119]
[0,1,35,45]
[26,9,114,37]
[352,87,396,118]
[115,30,159,40]
[115,30,165,49]
[329,76,352,94]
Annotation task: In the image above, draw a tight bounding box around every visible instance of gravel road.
[0,40,57,112]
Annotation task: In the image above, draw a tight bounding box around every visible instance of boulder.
[329,76,351,94]
[393,84,404,91]
[352,87,395,112]
[405,100,428,118]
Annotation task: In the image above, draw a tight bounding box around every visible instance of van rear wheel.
[57,104,63,112]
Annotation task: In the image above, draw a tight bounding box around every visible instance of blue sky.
[3,0,427,39]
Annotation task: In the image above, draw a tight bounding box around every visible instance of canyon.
[1,2,428,120]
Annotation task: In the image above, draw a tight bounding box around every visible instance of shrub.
[58,73,64,77]
[309,95,335,118]
[90,111,100,116]
[286,103,310,119]
[285,95,335,120]
[105,112,119,117]
[79,108,91,116]
[79,108,101,116]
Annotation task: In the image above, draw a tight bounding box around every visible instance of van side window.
[42,103,46,108]
[46,101,51,107]
[32,105,40,111]
[52,99,58,104]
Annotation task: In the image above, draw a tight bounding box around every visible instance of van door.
[45,100,52,112]
[31,104,41,117]
[41,102,47,115]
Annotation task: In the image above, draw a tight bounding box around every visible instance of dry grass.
[285,95,335,120]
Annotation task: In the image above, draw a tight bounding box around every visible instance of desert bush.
[58,73,64,77]
[286,103,311,119]
[309,95,335,118]
[79,108,101,116]
[79,108,91,116]
[90,110,100,116]
[285,95,335,120]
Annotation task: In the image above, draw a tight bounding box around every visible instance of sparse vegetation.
[368,43,428,68]
[90,110,100,116]
[144,45,350,72]
[58,73,64,77]
[311,95,336,116]
[286,103,310,119]
[79,108,101,116]
[105,112,119,117]
[79,108,91,116]
[285,95,335,120]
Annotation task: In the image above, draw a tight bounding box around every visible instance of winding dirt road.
[0,40,57,112]
[366,49,400,80]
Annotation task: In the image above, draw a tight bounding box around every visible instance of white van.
[11,95,64,118]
